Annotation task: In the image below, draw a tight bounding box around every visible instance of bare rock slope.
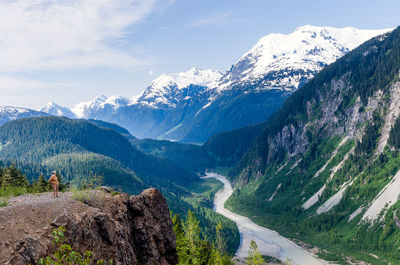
[0,188,177,265]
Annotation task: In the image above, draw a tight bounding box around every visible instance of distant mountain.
[0,116,197,193]
[40,26,390,143]
[0,106,49,125]
[39,102,76,119]
[222,27,400,264]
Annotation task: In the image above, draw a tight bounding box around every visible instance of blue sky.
[0,0,398,109]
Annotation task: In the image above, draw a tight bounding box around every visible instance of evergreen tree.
[1,164,28,189]
[56,171,70,192]
[36,173,50,193]
[173,211,233,265]
[0,168,12,189]
[179,210,204,264]
[246,240,265,265]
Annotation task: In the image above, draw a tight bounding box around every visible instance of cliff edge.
[0,188,178,265]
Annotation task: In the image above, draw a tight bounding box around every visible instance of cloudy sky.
[0,0,398,109]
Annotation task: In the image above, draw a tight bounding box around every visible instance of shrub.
[38,226,113,265]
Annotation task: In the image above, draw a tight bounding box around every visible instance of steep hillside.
[0,116,240,254]
[41,26,390,143]
[0,116,196,191]
[225,27,400,264]
[131,121,267,174]
[131,138,216,173]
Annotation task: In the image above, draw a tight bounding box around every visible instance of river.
[203,172,328,265]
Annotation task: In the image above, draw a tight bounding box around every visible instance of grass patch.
[0,196,8,207]
[72,189,105,207]
[188,177,223,202]
[0,186,27,197]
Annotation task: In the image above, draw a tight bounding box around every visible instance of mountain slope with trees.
[221,27,400,264]
[0,116,240,254]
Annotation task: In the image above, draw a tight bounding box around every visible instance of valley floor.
[203,173,330,265]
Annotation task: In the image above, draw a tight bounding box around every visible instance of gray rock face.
[0,189,177,265]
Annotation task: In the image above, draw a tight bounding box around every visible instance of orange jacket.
[49,175,59,186]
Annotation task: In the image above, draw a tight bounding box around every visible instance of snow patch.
[302,185,326,210]
[303,141,353,210]
[313,136,348,179]
[268,183,282,201]
[362,169,400,222]
[317,181,352,215]
[276,161,289,174]
[348,206,364,222]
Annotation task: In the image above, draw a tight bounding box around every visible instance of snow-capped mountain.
[139,68,222,108]
[71,95,138,119]
[218,25,391,92]
[40,102,77,119]
[39,25,392,143]
[0,106,49,125]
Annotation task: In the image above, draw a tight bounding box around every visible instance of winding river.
[203,173,328,265]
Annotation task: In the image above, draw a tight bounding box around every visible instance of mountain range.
[37,25,390,143]
[222,26,400,264]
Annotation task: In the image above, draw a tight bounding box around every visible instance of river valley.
[204,173,329,265]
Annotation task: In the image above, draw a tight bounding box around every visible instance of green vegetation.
[173,210,233,265]
[227,139,400,264]
[388,115,400,149]
[38,226,113,265]
[0,164,69,206]
[210,26,400,265]
[246,240,265,265]
[354,111,382,156]
[0,116,240,257]
[232,27,400,182]
[0,116,197,192]
[175,178,240,255]
[131,138,216,173]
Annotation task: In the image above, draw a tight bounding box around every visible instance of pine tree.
[173,211,233,265]
[36,173,50,193]
[246,240,265,265]
[6,164,28,187]
[1,168,12,189]
[56,171,70,192]
[180,210,203,264]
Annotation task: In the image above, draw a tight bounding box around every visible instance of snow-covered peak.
[149,68,222,91]
[72,95,107,118]
[104,95,132,106]
[139,68,223,108]
[40,102,76,118]
[0,106,49,124]
[0,106,32,115]
[220,25,392,91]
[71,95,134,118]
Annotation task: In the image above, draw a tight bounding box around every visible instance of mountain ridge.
[222,26,400,264]
[37,25,391,143]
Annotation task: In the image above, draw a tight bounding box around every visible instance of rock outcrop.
[0,188,178,265]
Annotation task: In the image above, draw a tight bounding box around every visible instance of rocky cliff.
[223,27,400,264]
[0,188,177,265]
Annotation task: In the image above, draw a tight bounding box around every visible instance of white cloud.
[0,0,159,72]
[0,75,77,94]
[192,12,233,27]
[0,76,46,93]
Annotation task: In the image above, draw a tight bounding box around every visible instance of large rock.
[0,189,178,265]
